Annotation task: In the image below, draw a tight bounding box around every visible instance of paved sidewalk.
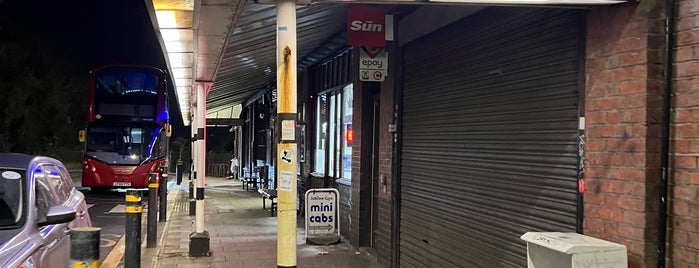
[108,176,384,268]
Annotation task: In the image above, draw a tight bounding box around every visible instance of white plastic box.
[520,232,628,268]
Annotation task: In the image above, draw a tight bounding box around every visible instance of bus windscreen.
[94,67,160,119]
[85,123,166,165]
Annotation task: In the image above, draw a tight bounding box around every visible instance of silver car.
[0,153,92,268]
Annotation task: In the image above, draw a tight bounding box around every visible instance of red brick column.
[585,3,665,267]
[670,0,699,267]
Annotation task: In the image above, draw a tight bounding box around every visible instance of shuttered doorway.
[399,7,583,268]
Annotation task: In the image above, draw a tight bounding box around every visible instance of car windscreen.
[0,169,24,228]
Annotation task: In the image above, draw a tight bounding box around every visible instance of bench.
[242,176,259,191]
[258,188,277,217]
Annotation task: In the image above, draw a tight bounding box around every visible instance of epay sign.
[359,46,387,82]
[347,6,385,47]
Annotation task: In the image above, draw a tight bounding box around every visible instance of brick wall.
[350,48,374,247]
[375,45,398,267]
[349,53,362,246]
[337,182,352,240]
[347,44,397,266]
[585,3,665,267]
[670,0,699,267]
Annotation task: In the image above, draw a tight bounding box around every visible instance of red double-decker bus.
[80,64,170,188]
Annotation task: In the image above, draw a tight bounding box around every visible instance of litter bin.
[520,232,627,268]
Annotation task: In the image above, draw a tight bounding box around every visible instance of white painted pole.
[190,94,197,216]
[195,82,207,233]
[189,82,210,257]
[276,0,298,267]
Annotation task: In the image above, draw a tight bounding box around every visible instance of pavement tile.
[116,176,384,268]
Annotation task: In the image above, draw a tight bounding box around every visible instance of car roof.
[0,153,37,170]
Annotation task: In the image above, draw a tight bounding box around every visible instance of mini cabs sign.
[305,188,341,245]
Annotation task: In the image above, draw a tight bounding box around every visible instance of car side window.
[0,169,23,226]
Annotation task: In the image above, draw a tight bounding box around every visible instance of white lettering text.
[350,20,382,32]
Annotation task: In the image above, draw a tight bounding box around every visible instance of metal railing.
[206,163,230,177]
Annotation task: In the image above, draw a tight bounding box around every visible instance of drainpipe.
[391,32,403,268]
[658,0,676,266]
[391,71,402,268]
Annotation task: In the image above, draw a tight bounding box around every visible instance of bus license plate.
[113,182,131,187]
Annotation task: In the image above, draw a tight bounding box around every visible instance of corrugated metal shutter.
[399,7,583,268]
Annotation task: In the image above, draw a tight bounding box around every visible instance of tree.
[170,136,191,165]
[0,41,87,157]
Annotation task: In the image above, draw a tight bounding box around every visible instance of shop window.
[313,84,353,180]
[329,94,337,176]
[341,85,353,179]
[314,95,327,174]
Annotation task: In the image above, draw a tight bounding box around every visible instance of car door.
[33,165,71,268]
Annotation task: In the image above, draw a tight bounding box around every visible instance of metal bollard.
[70,227,101,268]
[125,189,142,268]
[189,163,196,216]
[176,160,183,185]
[159,166,168,222]
[189,179,196,216]
[147,173,158,248]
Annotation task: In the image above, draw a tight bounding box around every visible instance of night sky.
[0,0,185,129]
[1,0,165,73]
